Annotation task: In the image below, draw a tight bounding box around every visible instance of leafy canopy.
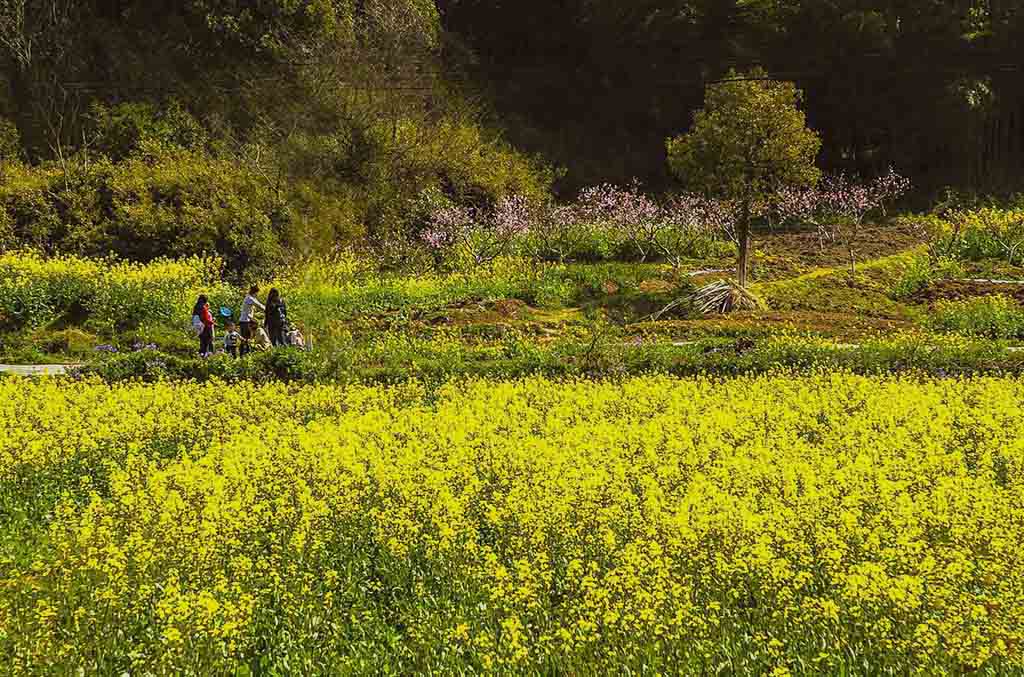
[666,68,821,204]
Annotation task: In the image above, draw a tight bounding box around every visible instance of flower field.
[1,373,1022,675]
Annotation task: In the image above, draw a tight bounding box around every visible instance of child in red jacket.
[192,295,216,357]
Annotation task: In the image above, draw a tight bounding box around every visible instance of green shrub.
[522,217,620,263]
[919,208,1024,264]
[891,254,964,299]
[73,332,1024,385]
[416,117,554,206]
[927,295,1024,340]
[104,150,286,273]
[0,162,66,249]
[0,116,20,165]
[0,152,287,275]
[0,251,229,332]
[288,114,555,249]
[90,101,207,161]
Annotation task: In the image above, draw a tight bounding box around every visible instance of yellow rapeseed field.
[1,373,1022,675]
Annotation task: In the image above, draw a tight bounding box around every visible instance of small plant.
[927,295,1024,340]
[690,279,764,315]
[891,255,964,300]
[921,207,1024,264]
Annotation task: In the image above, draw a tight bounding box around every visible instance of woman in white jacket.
[238,285,264,357]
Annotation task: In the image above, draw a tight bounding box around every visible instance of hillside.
[3,3,1024,675]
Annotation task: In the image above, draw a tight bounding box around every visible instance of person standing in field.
[192,295,215,357]
[239,284,264,357]
[223,322,242,358]
[264,288,288,347]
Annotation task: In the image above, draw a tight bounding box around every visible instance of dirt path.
[0,364,77,376]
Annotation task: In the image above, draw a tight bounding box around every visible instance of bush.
[891,254,964,299]
[0,251,229,332]
[915,207,1024,264]
[71,329,1024,386]
[927,295,1024,340]
[0,116,20,165]
[2,95,557,272]
[105,150,287,273]
[522,212,620,263]
[90,100,207,161]
[72,348,324,384]
[0,152,288,275]
[302,113,556,253]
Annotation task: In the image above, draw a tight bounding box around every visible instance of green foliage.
[187,0,355,56]
[0,116,20,164]
[90,101,207,161]
[927,295,1024,340]
[0,149,287,274]
[0,251,229,333]
[354,115,555,249]
[521,216,617,263]
[75,332,1024,385]
[105,150,285,272]
[0,101,552,270]
[666,70,822,202]
[0,0,543,264]
[891,254,965,300]
[923,208,1024,264]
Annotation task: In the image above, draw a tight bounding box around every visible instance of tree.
[666,69,821,288]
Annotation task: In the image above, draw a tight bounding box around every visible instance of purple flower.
[576,182,662,230]
[490,195,533,238]
[421,204,475,250]
[774,185,819,224]
[816,169,910,223]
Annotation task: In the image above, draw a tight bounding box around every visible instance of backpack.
[191,315,203,336]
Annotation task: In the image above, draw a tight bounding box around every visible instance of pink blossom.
[421,204,475,250]
[491,194,534,238]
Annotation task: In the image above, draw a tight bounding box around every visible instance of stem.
[737,200,752,288]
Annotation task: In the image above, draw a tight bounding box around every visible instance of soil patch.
[914,280,1024,306]
[751,221,920,280]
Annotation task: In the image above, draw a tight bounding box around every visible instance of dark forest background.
[1,1,1022,270]
[440,0,1024,194]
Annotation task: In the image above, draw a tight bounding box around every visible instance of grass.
[9,221,1024,372]
[8,215,1024,675]
[751,249,927,321]
[67,331,1024,387]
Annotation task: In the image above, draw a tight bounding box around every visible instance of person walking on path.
[239,285,264,357]
[264,288,288,347]
[193,295,216,357]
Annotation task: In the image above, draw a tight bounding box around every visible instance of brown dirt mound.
[752,221,920,281]
[492,299,526,318]
[913,280,1024,305]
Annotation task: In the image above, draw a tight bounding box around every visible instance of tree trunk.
[737,200,751,288]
